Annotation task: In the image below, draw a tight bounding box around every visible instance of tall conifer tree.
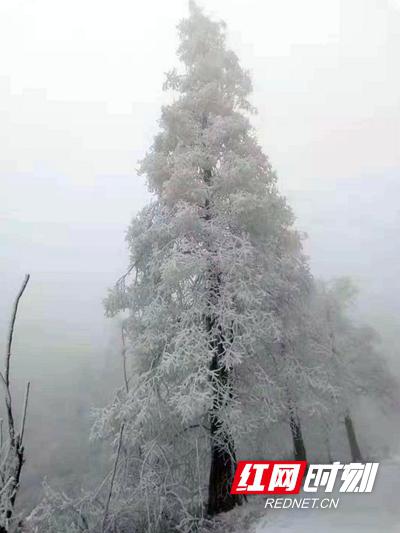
[103,0,307,520]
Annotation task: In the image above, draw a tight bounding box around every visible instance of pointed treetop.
[161,1,252,115]
[188,0,201,15]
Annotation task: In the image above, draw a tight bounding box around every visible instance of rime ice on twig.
[0,274,31,531]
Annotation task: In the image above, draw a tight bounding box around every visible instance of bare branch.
[115,264,136,290]
[0,274,31,529]
[19,382,30,446]
[0,374,11,406]
[102,424,124,532]
[120,325,129,394]
[5,274,30,387]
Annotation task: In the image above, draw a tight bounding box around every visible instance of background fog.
[0,0,399,504]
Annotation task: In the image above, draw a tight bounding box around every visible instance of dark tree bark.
[204,264,240,514]
[207,435,239,515]
[323,420,333,463]
[344,411,363,462]
[206,301,241,515]
[289,412,307,462]
[207,347,241,515]
[283,350,306,462]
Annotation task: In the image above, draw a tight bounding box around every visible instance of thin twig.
[0,373,12,406]
[120,325,129,394]
[102,424,124,533]
[5,274,30,386]
[20,381,30,446]
[4,274,30,447]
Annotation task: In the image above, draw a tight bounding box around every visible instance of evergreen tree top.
[165,1,253,114]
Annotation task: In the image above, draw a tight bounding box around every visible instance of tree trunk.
[289,412,307,462]
[344,412,363,462]
[208,424,239,514]
[207,353,241,515]
[201,125,240,515]
[208,441,239,515]
[286,383,306,462]
[323,420,333,463]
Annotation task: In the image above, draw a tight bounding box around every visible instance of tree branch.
[5,274,30,387]
[102,424,124,532]
[19,381,30,446]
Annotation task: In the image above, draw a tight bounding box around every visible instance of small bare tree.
[0,274,31,532]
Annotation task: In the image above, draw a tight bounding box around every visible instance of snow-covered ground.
[251,460,400,533]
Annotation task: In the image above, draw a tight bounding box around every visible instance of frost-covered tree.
[98,1,311,524]
[314,278,397,462]
[310,278,363,460]
[270,241,312,462]
[29,4,319,531]
[264,258,338,463]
